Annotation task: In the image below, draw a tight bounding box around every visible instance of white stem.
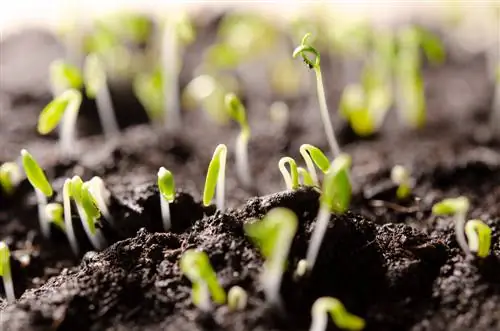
[309,311,327,331]
[235,134,252,188]
[306,206,331,271]
[95,80,120,139]
[162,22,181,130]
[160,196,171,231]
[216,156,226,211]
[91,192,114,228]
[198,282,212,312]
[455,212,470,256]
[2,270,15,303]
[75,204,107,251]
[35,189,50,238]
[315,68,340,157]
[301,153,319,187]
[63,183,79,256]
[60,107,79,157]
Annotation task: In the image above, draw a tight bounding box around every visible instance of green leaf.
[416,27,445,65]
[133,68,164,121]
[69,176,84,202]
[0,241,10,277]
[45,203,65,231]
[83,54,106,99]
[180,249,226,305]
[298,167,315,186]
[465,219,492,258]
[205,43,242,70]
[224,93,248,128]
[244,208,298,263]
[203,144,227,206]
[49,60,83,91]
[157,167,175,202]
[21,149,53,197]
[320,154,352,214]
[38,89,82,135]
[300,144,330,173]
[432,197,469,216]
[80,183,100,234]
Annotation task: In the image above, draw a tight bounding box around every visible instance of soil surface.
[1,15,499,331]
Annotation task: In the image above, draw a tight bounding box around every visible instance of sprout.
[180,249,226,311]
[225,93,252,188]
[294,259,308,279]
[21,149,53,238]
[244,208,298,308]
[203,144,227,210]
[306,154,352,271]
[161,13,196,130]
[299,144,330,186]
[49,60,83,97]
[390,165,412,200]
[0,242,15,303]
[83,53,120,139]
[157,167,175,231]
[310,297,365,331]
[278,157,299,190]
[38,89,82,157]
[45,203,65,231]
[269,101,290,128]
[86,176,114,227]
[432,196,470,256]
[298,167,315,187]
[227,286,248,311]
[133,68,164,122]
[69,176,107,251]
[0,162,22,195]
[465,219,492,258]
[293,33,340,157]
[62,179,79,255]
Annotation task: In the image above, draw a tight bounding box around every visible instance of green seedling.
[306,154,352,271]
[293,33,340,157]
[0,162,22,195]
[278,157,299,190]
[465,219,492,258]
[432,196,470,256]
[390,165,413,200]
[227,285,248,311]
[21,149,53,238]
[49,60,83,97]
[180,249,226,311]
[269,101,290,128]
[69,176,107,251]
[225,93,252,188]
[133,68,164,122]
[0,242,15,303]
[86,176,114,227]
[244,208,298,308]
[310,297,365,331]
[45,203,65,231]
[161,13,196,130]
[299,144,330,186]
[62,179,79,255]
[203,144,227,210]
[38,89,82,156]
[84,53,120,139]
[157,167,175,231]
[298,167,315,187]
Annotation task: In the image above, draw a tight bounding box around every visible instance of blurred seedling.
[299,144,330,186]
[45,203,65,232]
[0,242,15,303]
[0,162,22,195]
[465,219,492,258]
[432,196,470,256]
[157,167,175,231]
[21,149,53,238]
[180,249,226,312]
[310,297,365,331]
[203,144,227,210]
[244,208,298,308]
[390,165,413,200]
[227,286,248,311]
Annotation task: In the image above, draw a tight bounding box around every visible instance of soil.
[1,14,500,331]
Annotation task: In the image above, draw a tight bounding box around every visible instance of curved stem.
[455,212,470,256]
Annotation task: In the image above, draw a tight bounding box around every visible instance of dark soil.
[1,14,500,331]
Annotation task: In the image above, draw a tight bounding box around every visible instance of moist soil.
[1,17,500,331]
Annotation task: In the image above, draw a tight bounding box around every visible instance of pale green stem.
[75,204,107,250]
[235,132,251,188]
[2,261,14,303]
[306,205,331,271]
[60,105,79,157]
[95,78,120,139]
[160,195,171,231]
[63,180,79,255]
[216,150,227,211]
[35,189,50,238]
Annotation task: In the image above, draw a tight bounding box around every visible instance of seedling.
[0,242,15,303]
[310,297,365,331]
[278,157,299,190]
[69,176,107,251]
[21,149,53,238]
[225,93,252,188]
[203,144,227,210]
[62,179,79,255]
[83,53,120,139]
[86,176,114,227]
[227,286,248,311]
[133,68,164,122]
[298,167,315,187]
[0,162,22,195]
[299,144,330,186]
[244,207,298,308]
[38,88,82,157]
[432,196,470,256]
[45,203,65,231]
[390,165,413,200]
[157,167,175,231]
[180,249,226,311]
[49,60,83,97]
[293,33,340,157]
[306,154,352,271]
[465,219,492,258]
